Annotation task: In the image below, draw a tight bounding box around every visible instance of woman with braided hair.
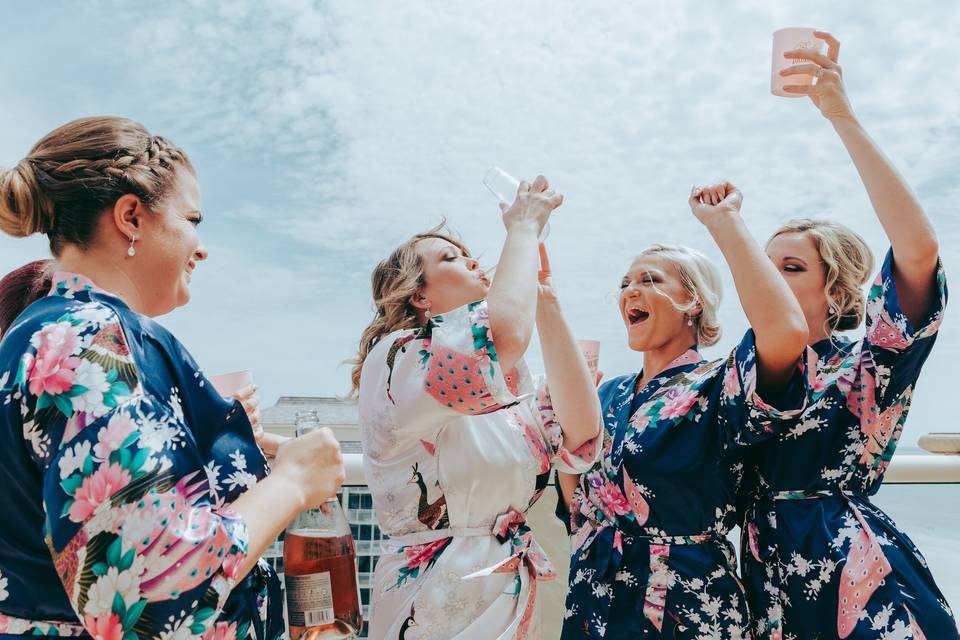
[0,116,345,639]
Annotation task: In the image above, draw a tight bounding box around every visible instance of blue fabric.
[0,274,282,639]
[740,250,958,639]
[557,332,796,639]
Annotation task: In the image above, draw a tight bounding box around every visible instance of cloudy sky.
[2,1,959,448]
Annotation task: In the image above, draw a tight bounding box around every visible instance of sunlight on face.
[619,253,695,353]
[416,238,489,317]
[766,231,829,338]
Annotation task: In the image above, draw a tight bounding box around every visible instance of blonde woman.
[354,176,602,639]
[555,182,809,638]
[740,31,958,639]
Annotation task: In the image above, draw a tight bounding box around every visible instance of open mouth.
[625,306,650,326]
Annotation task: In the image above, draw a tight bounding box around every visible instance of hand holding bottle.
[272,427,346,510]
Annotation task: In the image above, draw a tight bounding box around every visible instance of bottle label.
[286,572,335,627]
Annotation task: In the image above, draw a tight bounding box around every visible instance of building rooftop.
[262,396,359,428]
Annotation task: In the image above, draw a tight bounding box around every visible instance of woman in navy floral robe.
[0,117,344,639]
[740,31,959,639]
[555,182,810,639]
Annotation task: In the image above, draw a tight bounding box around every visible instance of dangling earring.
[127,236,137,257]
[686,316,693,327]
[828,304,838,316]
[424,304,432,321]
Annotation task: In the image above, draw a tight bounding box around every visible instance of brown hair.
[350,223,469,394]
[0,116,193,254]
[0,116,192,327]
[769,218,874,334]
[0,260,54,338]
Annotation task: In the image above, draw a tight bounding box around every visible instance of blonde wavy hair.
[636,244,723,347]
[768,218,874,335]
[350,223,469,394]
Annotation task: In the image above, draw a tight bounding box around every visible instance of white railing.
[341,452,960,485]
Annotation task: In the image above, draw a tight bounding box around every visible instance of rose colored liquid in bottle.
[284,530,362,640]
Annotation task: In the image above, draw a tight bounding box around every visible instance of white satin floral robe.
[359,300,600,639]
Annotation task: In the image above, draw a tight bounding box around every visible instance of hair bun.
[0,160,55,238]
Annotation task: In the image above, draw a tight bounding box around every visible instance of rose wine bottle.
[284,412,362,639]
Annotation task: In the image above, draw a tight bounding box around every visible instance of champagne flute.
[482,167,551,242]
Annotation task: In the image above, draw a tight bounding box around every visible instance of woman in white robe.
[354,176,602,639]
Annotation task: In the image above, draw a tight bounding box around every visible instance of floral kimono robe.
[358,300,600,639]
[0,272,282,640]
[740,251,957,639]
[557,333,807,639]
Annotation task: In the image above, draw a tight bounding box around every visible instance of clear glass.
[482,166,550,241]
[284,412,362,639]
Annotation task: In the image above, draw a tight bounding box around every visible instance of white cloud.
[1,0,959,449]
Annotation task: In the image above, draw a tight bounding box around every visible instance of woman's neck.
[56,245,145,313]
[637,339,696,390]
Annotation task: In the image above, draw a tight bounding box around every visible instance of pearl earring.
[127,236,137,257]
[686,316,693,327]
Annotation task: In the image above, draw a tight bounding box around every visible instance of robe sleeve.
[388,299,526,439]
[864,249,947,408]
[16,303,250,638]
[717,329,814,449]
[532,374,602,474]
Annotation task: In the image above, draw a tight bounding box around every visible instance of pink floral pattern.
[0,272,273,639]
[740,251,956,639]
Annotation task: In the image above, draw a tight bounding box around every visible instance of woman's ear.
[111,194,145,242]
[410,290,430,312]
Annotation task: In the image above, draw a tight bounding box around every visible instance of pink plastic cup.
[577,339,600,377]
[771,28,825,97]
[209,369,253,398]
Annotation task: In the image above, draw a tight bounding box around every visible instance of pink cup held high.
[771,28,825,97]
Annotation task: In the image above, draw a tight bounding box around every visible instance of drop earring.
[686,316,693,327]
[127,236,137,257]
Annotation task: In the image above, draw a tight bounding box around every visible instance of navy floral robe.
[557,333,807,639]
[740,251,958,639]
[0,272,282,640]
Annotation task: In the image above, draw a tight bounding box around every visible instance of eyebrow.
[626,268,664,278]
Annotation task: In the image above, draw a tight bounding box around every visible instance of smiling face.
[619,253,699,353]
[135,165,208,316]
[415,237,489,317]
[765,230,830,340]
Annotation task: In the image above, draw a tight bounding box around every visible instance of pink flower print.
[202,622,238,640]
[659,388,700,421]
[472,305,491,329]
[629,413,652,434]
[221,551,244,581]
[93,413,137,460]
[83,612,124,640]
[594,482,630,517]
[404,538,451,571]
[27,321,82,397]
[722,363,741,399]
[68,463,132,522]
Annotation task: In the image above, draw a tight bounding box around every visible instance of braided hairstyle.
[0,116,193,333]
[0,116,193,253]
